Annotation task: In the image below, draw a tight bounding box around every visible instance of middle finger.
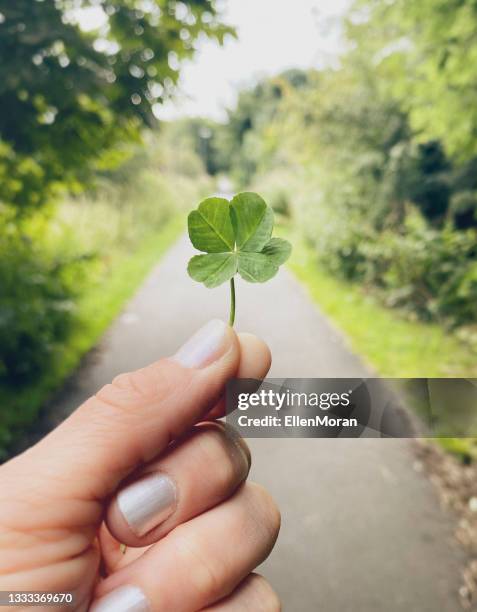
[105,422,251,548]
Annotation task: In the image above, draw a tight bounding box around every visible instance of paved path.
[39,235,464,611]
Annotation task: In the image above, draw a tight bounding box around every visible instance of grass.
[287,233,477,460]
[0,215,183,456]
[73,214,183,358]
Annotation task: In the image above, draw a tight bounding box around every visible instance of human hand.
[0,320,280,611]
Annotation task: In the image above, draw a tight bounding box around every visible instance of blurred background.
[1,1,477,609]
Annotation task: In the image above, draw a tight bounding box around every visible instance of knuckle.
[106,359,182,404]
[173,529,222,600]
[111,371,136,391]
[109,368,154,402]
[91,361,180,416]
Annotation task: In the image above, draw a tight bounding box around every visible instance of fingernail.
[90,585,150,612]
[117,473,177,537]
[172,319,229,368]
[223,423,252,472]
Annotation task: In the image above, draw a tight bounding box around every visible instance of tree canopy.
[347,0,477,158]
[0,0,232,212]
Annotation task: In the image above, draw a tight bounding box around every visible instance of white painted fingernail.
[90,585,150,612]
[117,473,177,537]
[172,319,228,368]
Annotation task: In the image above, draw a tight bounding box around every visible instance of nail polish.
[117,473,177,537]
[173,319,228,368]
[89,585,150,612]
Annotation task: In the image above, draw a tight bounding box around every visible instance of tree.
[0,0,232,213]
[218,69,311,185]
[347,0,477,158]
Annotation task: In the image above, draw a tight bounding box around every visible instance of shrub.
[379,225,477,325]
[0,226,91,388]
[311,211,477,327]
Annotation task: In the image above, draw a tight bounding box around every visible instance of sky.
[159,0,351,120]
[77,0,351,121]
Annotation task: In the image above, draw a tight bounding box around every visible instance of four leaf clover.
[187,192,292,325]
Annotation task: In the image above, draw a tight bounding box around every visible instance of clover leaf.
[187,192,292,325]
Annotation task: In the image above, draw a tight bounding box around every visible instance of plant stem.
[229,277,236,327]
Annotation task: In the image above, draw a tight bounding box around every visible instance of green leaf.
[230,192,274,252]
[188,197,235,253]
[188,253,238,288]
[237,251,279,283]
[186,192,292,293]
[261,237,292,266]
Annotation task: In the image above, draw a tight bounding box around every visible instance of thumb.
[9,320,240,505]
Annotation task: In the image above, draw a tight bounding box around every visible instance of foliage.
[319,214,477,326]
[347,0,477,158]
[0,220,90,386]
[289,232,477,379]
[214,51,477,327]
[188,193,291,287]
[0,0,232,213]
[207,69,311,185]
[172,118,229,177]
[187,193,291,324]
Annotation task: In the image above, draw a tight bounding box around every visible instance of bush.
[0,226,91,387]
[376,225,477,326]
[311,211,477,327]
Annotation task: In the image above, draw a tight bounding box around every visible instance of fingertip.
[201,333,271,420]
[173,319,237,370]
[237,333,272,380]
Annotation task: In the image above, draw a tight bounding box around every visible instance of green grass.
[289,236,477,377]
[288,234,477,460]
[0,215,183,456]
[73,215,183,358]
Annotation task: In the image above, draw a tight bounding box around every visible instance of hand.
[0,320,281,611]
